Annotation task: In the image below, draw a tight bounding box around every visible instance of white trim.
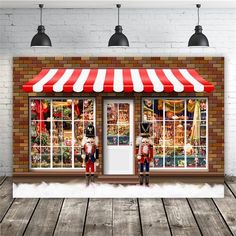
[93,69,106,92]
[73,69,90,92]
[142,97,208,170]
[130,69,144,92]
[163,69,184,92]
[146,69,164,92]
[29,97,96,170]
[33,69,58,92]
[103,99,134,175]
[53,69,74,92]
[113,69,123,92]
[179,69,204,92]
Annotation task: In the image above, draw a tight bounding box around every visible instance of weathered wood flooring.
[0,177,236,236]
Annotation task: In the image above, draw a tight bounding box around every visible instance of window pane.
[83,99,94,121]
[53,146,62,168]
[165,121,174,146]
[40,128,50,146]
[62,147,72,168]
[107,103,118,124]
[153,99,163,120]
[107,125,118,136]
[42,99,51,120]
[30,98,95,169]
[152,121,163,146]
[31,145,40,168]
[187,146,206,168]
[63,99,72,120]
[107,136,118,145]
[74,121,84,146]
[119,103,129,124]
[31,99,41,120]
[142,97,208,169]
[153,146,164,167]
[165,147,174,167]
[174,121,184,146]
[74,146,83,168]
[143,99,154,121]
[175,147,185,167]
[52,100,63,120]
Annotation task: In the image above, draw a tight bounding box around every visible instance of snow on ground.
[13,182,224,198]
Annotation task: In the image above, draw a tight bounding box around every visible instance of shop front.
[13,57,224,182]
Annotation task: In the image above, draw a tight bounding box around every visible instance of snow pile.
[13,182,224,198]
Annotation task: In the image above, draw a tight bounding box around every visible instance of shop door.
[103,99,134,175]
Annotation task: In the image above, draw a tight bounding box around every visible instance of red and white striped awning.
[22,68,214,93]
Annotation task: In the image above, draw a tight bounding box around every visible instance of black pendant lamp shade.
[188,4,209,47]
[31,4,52,47]
[108,4,129,47]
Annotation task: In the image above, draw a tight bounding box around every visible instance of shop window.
[30,98,95,169]
[142,98,207,169]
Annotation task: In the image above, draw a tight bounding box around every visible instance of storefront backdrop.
[1,8,235,176]
[13,57,224,176]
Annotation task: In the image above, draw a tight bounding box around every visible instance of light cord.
[118,6,120,25]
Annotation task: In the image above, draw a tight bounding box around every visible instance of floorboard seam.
[52,198,65,236]
[186,198,203,236]
[22,198,40,236]
[137,198,144,236]
[225,181,236,199]
[0,198,15,223]
[0,176,7,186]
[112,198,113,236]
[211,198,234,236]
[82,198,89,236]
[161,198,173,236]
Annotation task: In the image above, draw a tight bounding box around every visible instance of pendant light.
[108,4,129,47]
[31,4,52,47]
[188,4,209,47]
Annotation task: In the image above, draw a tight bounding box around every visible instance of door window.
[106,103,130,146]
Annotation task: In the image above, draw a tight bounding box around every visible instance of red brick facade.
[13,57,224,176]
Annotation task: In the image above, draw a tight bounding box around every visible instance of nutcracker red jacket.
[136,145,153,163]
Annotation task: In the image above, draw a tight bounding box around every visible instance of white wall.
[0,8,235,176]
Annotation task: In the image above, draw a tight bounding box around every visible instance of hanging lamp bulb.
[108,4,129,47]
[31,4,52,47]
[188,4,209,47]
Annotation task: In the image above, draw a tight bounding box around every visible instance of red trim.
[123,69,133,92]
[83,69,98,92]
[172,69,194,92]
[43,69,66,92]
[188,69,215,92]
[103,69,114,92]
[22,69,50,92]
[139,69,154,92]
[63,69,82,92]
[154,69,174,92]
[22,68,215,93]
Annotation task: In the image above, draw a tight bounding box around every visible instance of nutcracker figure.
[81,124,99,186]
[136,122,153,186]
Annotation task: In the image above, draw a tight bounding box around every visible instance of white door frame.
[103,98,134,175]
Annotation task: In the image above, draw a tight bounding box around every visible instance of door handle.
[130,142,133,145]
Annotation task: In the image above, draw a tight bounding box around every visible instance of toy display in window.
[81,124,99,186]
[136,122,153,186]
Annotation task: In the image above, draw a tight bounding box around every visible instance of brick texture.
[13,57,224,175]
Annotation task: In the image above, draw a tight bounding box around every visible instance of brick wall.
[1,8,234,176]
[13,57,224,176]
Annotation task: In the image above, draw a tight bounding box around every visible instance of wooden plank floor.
[0,177,236,236]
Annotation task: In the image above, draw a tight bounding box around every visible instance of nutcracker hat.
[85,124,95,138]
[140,122,150,137]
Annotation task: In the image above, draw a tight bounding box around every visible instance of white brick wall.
[0,8,235,176]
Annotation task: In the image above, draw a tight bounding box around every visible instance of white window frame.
[29,97,96,170]
[142,97,208,171]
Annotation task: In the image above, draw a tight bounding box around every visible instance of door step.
[97,175,139,184]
